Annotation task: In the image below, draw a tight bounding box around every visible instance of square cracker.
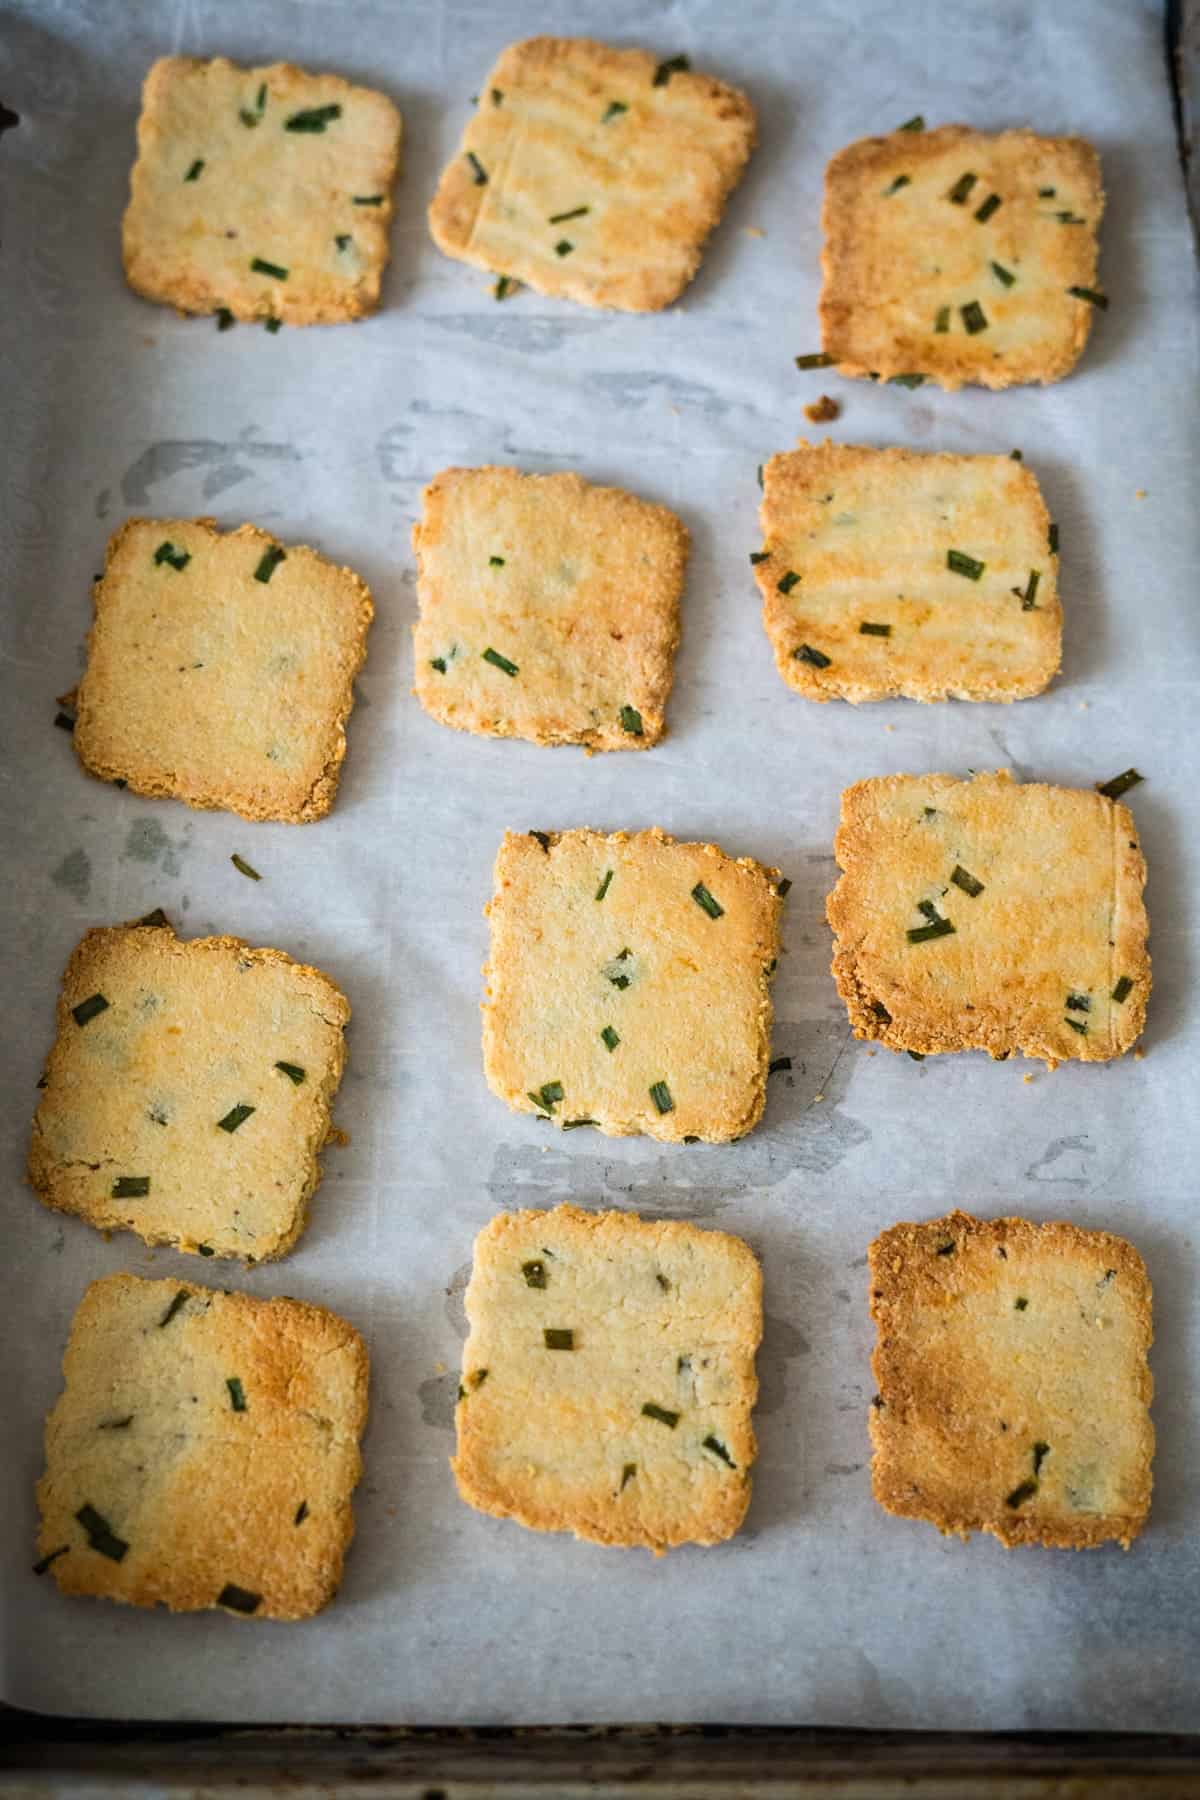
[412,467,687,749]
[29,920,349,1261]
[122,56,402,325]
[453,1205,762,1551]
[73,517,373,822]
[36,1275,368,1617]
[756,442,1062,703]
[827,770,1149,1065]
[427,37,755,312]
[483,828,783,1142]
[869,1211,1154,1550]
[819,125,1104,389]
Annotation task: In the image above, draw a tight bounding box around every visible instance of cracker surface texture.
[74,518,372,821]
[29,922,349,1260]
[819,125,1104,389]
[412,466,687,749]
[453,1205,761,1550]
[428,36,755,311]
[757,443,1061,702]
[869,1211,1154,1550]
[123,56,402,325]
[37,1275,368,1616]
[483,828,783,1141]
[827,770,1149,1064]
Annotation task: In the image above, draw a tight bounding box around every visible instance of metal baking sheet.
[2,0,1198,1732]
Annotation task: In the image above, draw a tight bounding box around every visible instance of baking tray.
[2,0,1199,1743]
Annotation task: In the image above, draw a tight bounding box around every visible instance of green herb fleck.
[256,83,267,109]
[989,260,1015,288]
[619,704,644,737]
[275,1061,306,1085]
[889,373,926,389]
[251,257,288,280]
[595,869,614,902]
[73,993,109,1027]
[756,464,763,488]
[1033,1441,1050,1475]
[1016,568,1040,610]
[216,307,235,331]
[159,1289,189,1328]
[253,545,286,583]
[1066,992,1091,1013]
[1064,1017,1088,1036]
[749,550,769,565]
[691,882,724,920]
[620,1462,637,1489]
[907,912,955,944]
[335,233,352,251]
[1005,1478,1038,1509]
[600,1025,620,1052]
[947,171,977,204]
[493,275,516,299]
[231,853,261,881]
[1010,449,1023,461]
[1015,1296,1028,1311]
[653,54,690,86]
[185,158,204,182]
[603,101,628,123]
[112,1176,150,1198]
[482,646,518,676]
[1039,187,1056,197]
[605,949,633,990]
[55,711,75,732]
[950,865,984,898]
[795,644,831,669]
[642,1401,680,1427]
[974,192,1002,223]
[531,831,551,852]
[1067,285,1108,309]
[1112,976,1133,1004]
[285,104,341,132]
[217,1103,255,1134]
[544,1328,574,1350]
[430,657,447,672]
[239,109,260,128]
[352,194,384,206]
[860,621,891,637]
[198,1246,213,1257]
[777,570,801,594]
[138,908,170,928]
[1097,768,1142,800]
[934,305,950,333]
[217,1583,261,1613]
[226,1377,247,1412]
[961,300,988,334]
[154,541,191,571]
[795,352,833,370]
[936,1241,955,1256]
[562,1118,596,1130]
[897,115,925,132]
[776,877,792,897]
[33,1545,70,1575]
[528,1081,564,1115]
[703,1435,737,1468]
[649,1080,674,1115]
[265,316,282,333]
[554,238,574,257]
[522,1260,547,1289]
[294,1500,309,1525]
[883,175,911,196]
[1049,522,1059,553]
[466,150,488,185]
[947,549,985,580]
[549,205,590,223]
[76,1504,128,1562]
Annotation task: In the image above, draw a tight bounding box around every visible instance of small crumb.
[804,394,840,424]
[1023,1073,1035,1084]
[812,1092,825,1103]
[867,1049,876,1057]
[434,1361,445,1375]
[885,724,895,733]
[1135,488,1146,499]
[1134,1045,1146,1060]
[1079,700,1090,710]
[744,225,765,238]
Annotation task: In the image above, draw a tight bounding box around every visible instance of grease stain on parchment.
[122,818,189,877]
[419,1259,472,1432]
[587,370,730,419]
[428,313,610,356]
[121,433,300,505]
[1025,1134,1095,1185]
[756,1313,812,1419]
[51,846,90,902]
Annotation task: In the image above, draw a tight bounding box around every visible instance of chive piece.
[703,1435,737,1469]
[75,1504,128,1562]
[898,114,925,132]
[226,1377,247,1412]
[217,1103,255,1133]
[529,1081,564,1115]
[777,570,801,594]
[522,1260,547,1289]
[1039,186,1056,197]
[1067,285,1108,309]
[493,275,516,300]
[490,88,503,105]
[138,908,170,928]
[1066,992,1091,1013]
[1112,976,1133,1004]
[430,657,447,672]
[606,952,632,991]
[960,300,988,334]
[554,239,574,257]
[55,711,76,732]
[239,110,259,128]
[936,1241,955,1256]
[548,205,590,223]
[217,1583,261,1614]
[756,465,763,488]
[101,1414,135,1430]
[883,175,911,196]
[198,1245,214,1257]
[619,704,644,737]
[285,104,341,132]
[1015,1296,1028,1311]
[649,1080,674,1115]
[1054,211,1087,224]
[860,621,891,637]
[159,1290,189,1328]
[154,540,191,570]
[974,192,1002,223]
[482,647,518,676]
[1006,1479,1038,1509]
[231,853,261,881]
[1064,1017,1088,1036]
[185,158,204,182]
[256,83,267,109]
[947,549,985,580]
[251,257,289,280]
[652,54,690,86]
[776,877,792,897]
[253,545,286,583]
[1048,522,1060,555]
[335,233,351,251]
[531,831,551,852]
[216,307,235,331]
[295,1501,309,1525]
[72,993,109,1027]
[917,900,940,921]
[795,352,833,370]
[1097,768,1143,800]
[947,171,977,204]
[466,150,488,185]
[691,882,724,919]
[991,260,1016,287]
[950,865,984,898]
[275,1061,306,1085]
[768,1057,792,1075]
[600,1025,620,1052]
[33,1545,70,1575]
[603,101,629,122]
[1010,449,1023,461]
[749,550,769,565]
[889,372,926,389]
[595,869,613,902]
[352,194,384,206]
[795,644,831,669]
[1017,569,1040,610]
[642,1402,680,1427]
[487,554,506,569]
[620,1463,636,1490]
[112,1176,150,1198]
[907,917,955,944]
[265,316,282,333]
[1033,1441,1050,1475]
[934,305,950,333]
[544,1328,574,1350]
[908,1051,925,1061]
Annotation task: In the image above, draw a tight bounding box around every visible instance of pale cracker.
[756,442,1061,703]
[73,517,373,822]
[428,36,755,312]
[869,1211,1154,1550]
[827,770,1149,1065]
[453,1205,761,1552]
[483,828,783,1142]
[412,466,687,749]
[36,1275,368,1617]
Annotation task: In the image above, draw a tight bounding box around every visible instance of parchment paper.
[2,0,1198,1731]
